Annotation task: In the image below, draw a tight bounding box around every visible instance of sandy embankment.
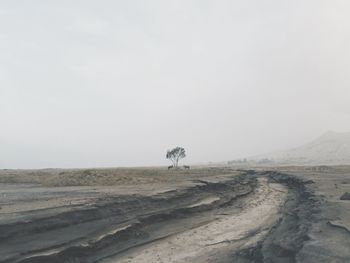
[103,178,287,263]
[1,171,288,263]
[2,168,338,263]
[0,172,254,262]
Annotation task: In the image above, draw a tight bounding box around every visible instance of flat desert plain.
[0,166,349,263]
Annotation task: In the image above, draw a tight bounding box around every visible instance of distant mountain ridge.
[249,131,350,165]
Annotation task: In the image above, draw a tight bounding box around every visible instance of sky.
[1,0,350,168]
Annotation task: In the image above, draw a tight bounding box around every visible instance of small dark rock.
[340,192,350,200]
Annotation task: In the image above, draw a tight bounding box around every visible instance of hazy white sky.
[1,1,350,168]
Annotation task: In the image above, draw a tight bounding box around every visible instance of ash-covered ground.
[0,166,349,262]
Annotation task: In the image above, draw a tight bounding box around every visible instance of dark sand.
[0,166,349,262]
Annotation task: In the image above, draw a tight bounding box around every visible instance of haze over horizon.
[1,1,350,169]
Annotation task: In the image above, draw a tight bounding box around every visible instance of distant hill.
[232,131,350,166]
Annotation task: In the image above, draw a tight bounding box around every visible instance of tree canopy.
[166,147,186,168]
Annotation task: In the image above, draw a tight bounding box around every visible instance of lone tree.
[166,147,186,168]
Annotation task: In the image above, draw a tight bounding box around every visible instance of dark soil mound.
[340,192,350,200]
